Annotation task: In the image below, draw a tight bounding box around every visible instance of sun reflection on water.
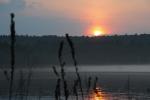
[88,87,133,100]
[91,87,106,100]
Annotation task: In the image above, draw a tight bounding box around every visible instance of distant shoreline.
[0,33,150,37]
[1,34,150,66]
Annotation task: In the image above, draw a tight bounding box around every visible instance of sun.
[93,30,103,36]
[92,26,105,36]
[85,25,107,37]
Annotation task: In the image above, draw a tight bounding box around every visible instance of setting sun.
[93,30,103,36]
[86,26,106,36]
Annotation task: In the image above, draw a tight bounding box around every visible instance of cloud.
[0,0,10,4]
[23,0,88,19]
[23,0,150,20]
[22,0,150,34]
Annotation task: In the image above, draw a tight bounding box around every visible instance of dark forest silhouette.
[1,34,150,66]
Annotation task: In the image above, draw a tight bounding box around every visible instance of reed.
[66,34,84,100]
[9,13,16,100]
[55,79,61,100]
[58,40,69,100]
[87,76,92,100]
[25,68,33,100]
[4,70,10,81]
[15,70,25,100]
[93,76,98,94]
[0,68,10,81]
[52,66,59,77]
[52,65,61,100]
[127,75,131,100]
[87,76,92,93]
[53,35,83,100]
[73,79,79,100]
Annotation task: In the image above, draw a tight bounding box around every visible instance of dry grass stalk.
[25,68,33,100]
[0,68,10,81]
[66,34,84,100]
[93,76,98,96]
[73,79,79,100]
[15,70,25,100]
[55,79,61,100]
[9,13,16,100]
[52,66,59,77]
[58,40,69,100]
[87,76,92,100]
[93,77,98,90]
[4,70,10,81]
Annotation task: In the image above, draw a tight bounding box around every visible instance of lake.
[1,65,150,99]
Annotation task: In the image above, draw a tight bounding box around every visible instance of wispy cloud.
[0,0,10,4]
[23,0,150,21]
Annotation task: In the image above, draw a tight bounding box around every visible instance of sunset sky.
[0,0,150,36]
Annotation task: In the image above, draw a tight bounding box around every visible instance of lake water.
[1,65,150,99]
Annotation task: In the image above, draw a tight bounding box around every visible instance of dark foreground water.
[1,65,150,99]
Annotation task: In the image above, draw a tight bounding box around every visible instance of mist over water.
[1,65,150,99]
[64,65,150,72]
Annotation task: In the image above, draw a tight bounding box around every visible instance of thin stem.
[9,13,16,100]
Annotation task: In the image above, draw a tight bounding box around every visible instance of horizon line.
[0,33,150,37]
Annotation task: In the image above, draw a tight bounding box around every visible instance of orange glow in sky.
[86,25,107,36]
[21,0,150,35]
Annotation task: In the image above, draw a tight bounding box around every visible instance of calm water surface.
[1,65,150,100]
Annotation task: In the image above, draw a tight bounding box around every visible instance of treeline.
[1,34,150,67]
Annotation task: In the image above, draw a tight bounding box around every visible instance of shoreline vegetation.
[1,34,150,66]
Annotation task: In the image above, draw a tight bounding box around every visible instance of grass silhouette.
[9,13,16,100]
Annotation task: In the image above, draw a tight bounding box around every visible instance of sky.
[0,0,150,36]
